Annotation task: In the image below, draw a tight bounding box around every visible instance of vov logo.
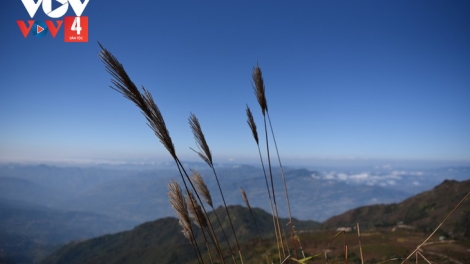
[17,0,90,42]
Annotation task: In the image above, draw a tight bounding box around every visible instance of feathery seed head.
[167,180,192,239]
[240,188,251,209]
[189,113,213,167]
[252,65,268,116]
[186,190,208,229]
[99,44,176,159]
[245,104,259,145]
[191,169,213,208]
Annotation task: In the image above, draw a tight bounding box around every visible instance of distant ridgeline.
[40,180,469,264]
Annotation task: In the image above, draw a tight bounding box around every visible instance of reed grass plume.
[252,65,288,261]
[252,65,268,116]
[245,105,259,145]
[252,64,299,259]
[98,43,176,160]
[189,113,213,167]
[186,190,208,229]
[191,169,213,208]
[168,180,191,233]
[240,188,250,209]
[191,169,237,263]
[168,180,204,263]
[185,189,219,264]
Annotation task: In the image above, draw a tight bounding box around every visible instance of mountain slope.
[41,205,320,264]
[0,199,135,264]
[322,179,470,237]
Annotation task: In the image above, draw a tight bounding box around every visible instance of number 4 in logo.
[71,17,82,35]
[64,16,88,42]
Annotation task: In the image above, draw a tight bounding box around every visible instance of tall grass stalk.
[176,158,226,263]
[252,65,290,262]
[186,190,215,264]
[189,113,244,264]
[168,180,204,264]
[246,104,283,261]
[266,111,301,257]
[240,188,262,244]
[191,169,237,264]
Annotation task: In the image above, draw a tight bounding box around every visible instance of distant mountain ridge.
[322,179,470,238]
[41,179,470,264]
[0,164,420,223]
[41,205,320,264]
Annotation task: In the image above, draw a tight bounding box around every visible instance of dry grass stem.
[401,191,470,263]
[356,223,364,264]
[240,188,266,250]
[252,65,288,261]
[246,104,283,262]
[417,252,432,264]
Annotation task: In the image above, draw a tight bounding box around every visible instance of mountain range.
[0,163,468,263]
[3,163,466,224]
[41,179,470,264]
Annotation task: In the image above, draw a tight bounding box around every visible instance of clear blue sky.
[1,1,469,166]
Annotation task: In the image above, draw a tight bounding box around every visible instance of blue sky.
[1,1,469,167]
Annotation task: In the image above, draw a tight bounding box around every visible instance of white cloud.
[318,169,425,187]
[391,170,423,176]
[350,173,369,179]
[311,173,321,179]
[337,173,348,180]
[324,172,335,179]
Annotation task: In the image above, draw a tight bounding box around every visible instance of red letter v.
[45,20,63,38]
[17,20,35,38]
